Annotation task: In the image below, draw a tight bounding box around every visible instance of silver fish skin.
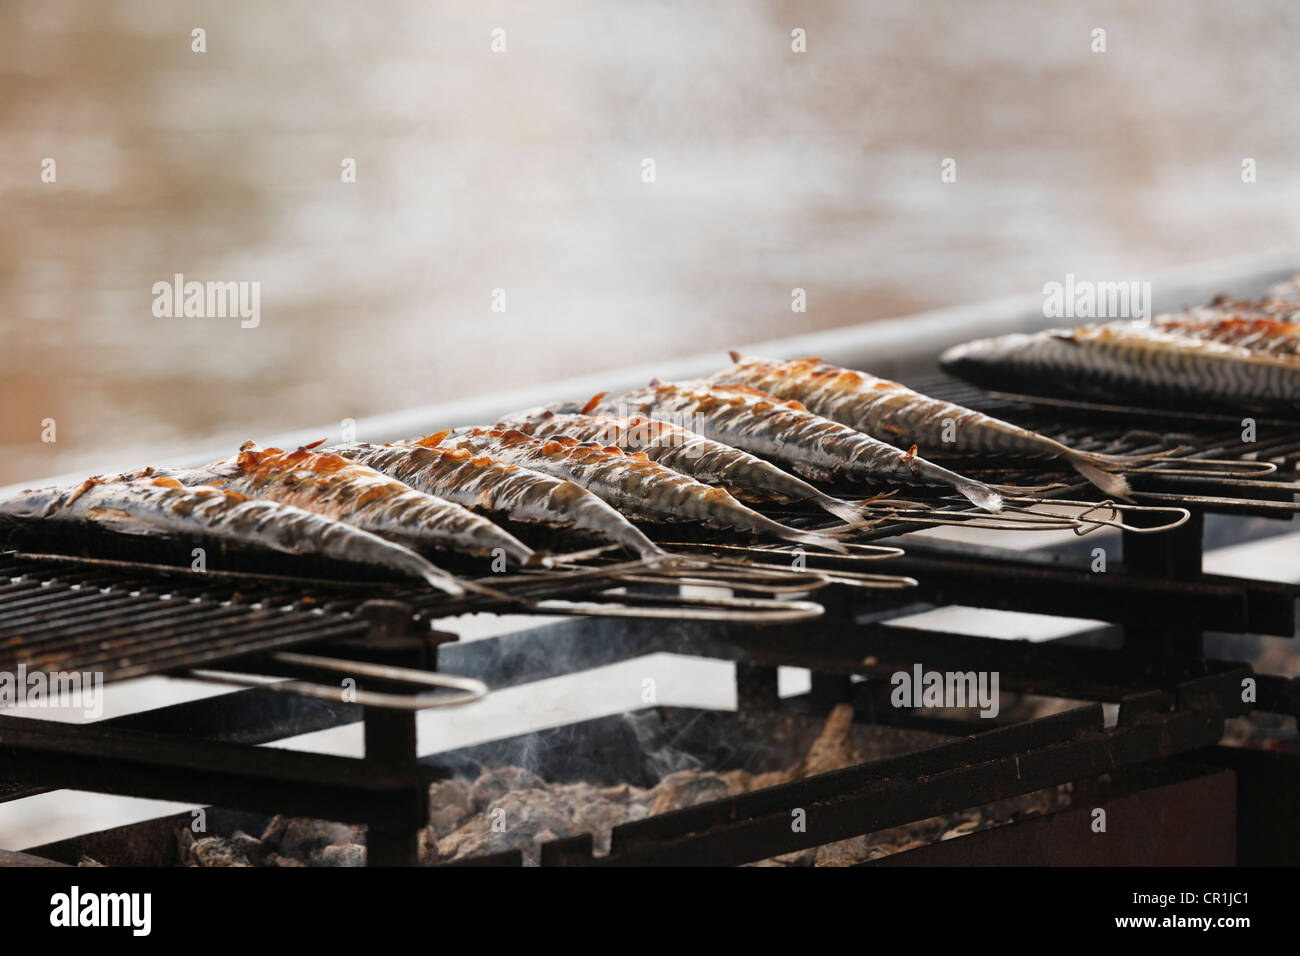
[430,427,852,552]
[940,323,1300,405]
[0,476,466,595]
[500,407,867,524]
[710,353,1157,499]
[330,439,667,561]
[146,442,535,569]
[592,380,1003,512]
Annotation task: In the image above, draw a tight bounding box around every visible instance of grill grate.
[0,552,375,681]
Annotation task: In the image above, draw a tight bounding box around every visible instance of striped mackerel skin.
[501,409,843,505]
[710,355,1075,458]
[940,324,1300,404]
[332,439,665,560]
[431,427,847,549]
[597,381,920,485]
[0,477,463,593]
[166,444,534,567]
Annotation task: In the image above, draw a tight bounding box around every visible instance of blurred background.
[3,0,1299,486]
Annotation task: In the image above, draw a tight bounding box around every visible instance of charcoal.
[797,703,862,778]
[188,831,264,867]
[312,843,366,867]
[468,766,547,811]
[184,703,1076,867]
[427,778,472,833]
[261,815,361,857]
[646,769,731,815]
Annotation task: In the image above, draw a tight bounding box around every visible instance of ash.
[175,704,1069,867]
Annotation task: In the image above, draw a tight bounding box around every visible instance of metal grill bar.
[0,553,374,681]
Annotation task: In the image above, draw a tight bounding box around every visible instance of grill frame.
[4,256,1300,866]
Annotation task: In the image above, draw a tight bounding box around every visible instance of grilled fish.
[330,439,669,561]
[709,352,1172,498]
[426,427,852,552]
[591,381,1003,511]
[0,476,468,595]
[1153,314,1300,356]
[940,323,1300,406]
[149,442,537,570]
[1208,290,1300,319]
[499,406,869,524]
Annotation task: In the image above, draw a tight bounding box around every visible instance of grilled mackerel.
[331,439,669,561]
[0,476,468,595]
[153,442,536,569]
[428,427,852,552]
[940,323,1300,406]
[592,381,1003,511]
[499,406,869,523]
[710,352,1168,498]
[1153,314,1300,356]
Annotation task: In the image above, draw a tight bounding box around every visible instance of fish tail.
[1062,448,1184,500]
[403,549,524,602]
[1064,451,1141,501]
[816,494,875,525]
[726,494,850,553]
[911,459,1003,512]
[809,487,903,526]
[954,478,1003,513]
[417,566,468,597]
[640,547,713,570]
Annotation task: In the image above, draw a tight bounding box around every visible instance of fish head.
[938,333,1041,389]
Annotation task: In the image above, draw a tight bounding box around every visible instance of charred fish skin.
[330,439,667,561]
[0,477,467,595]
[592,380,1002,511]
[166,442,535,568]
[1154,314,1300,356]
[430,427,850,552]
[940,324,1300,404]
[1208,290,1300,319]
[499,408,868,524]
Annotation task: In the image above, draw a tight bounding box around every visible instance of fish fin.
[580,392,608,415]
[415,429,451,448]
[955,478,1003,513]
[1067,454,1134,502]
[778,526,850,554]
[912,459,1002,513]
[815,495,878,526]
